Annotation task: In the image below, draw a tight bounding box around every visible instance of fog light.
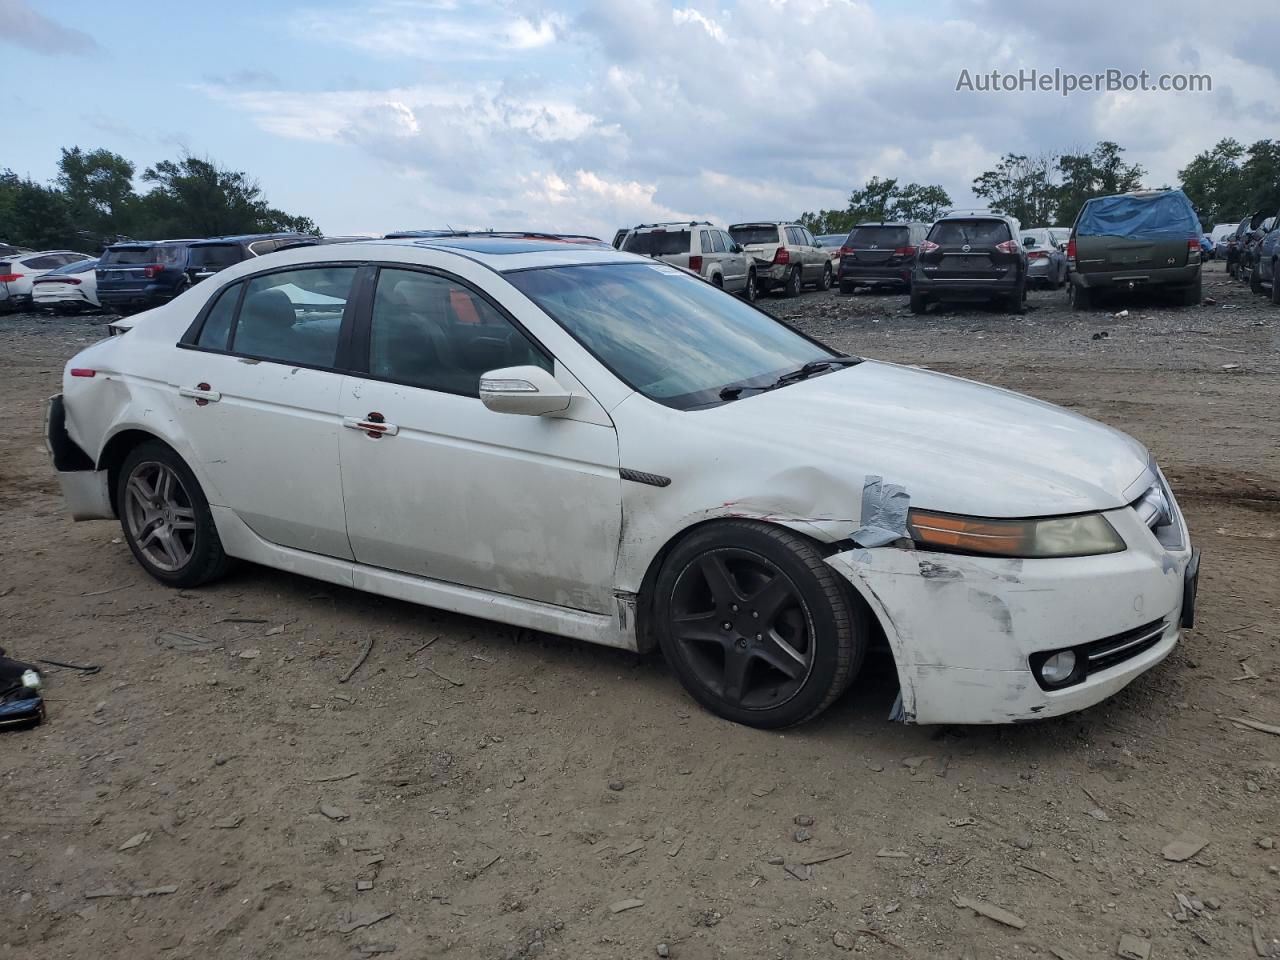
[1039,651,1077,685]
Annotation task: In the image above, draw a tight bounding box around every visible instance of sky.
[2,0,1277,237]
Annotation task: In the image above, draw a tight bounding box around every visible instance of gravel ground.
[1,260,1278,960]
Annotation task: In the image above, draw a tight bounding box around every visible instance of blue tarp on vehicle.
[1076,190,1200,239]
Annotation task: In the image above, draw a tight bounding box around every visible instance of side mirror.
[732,243,743,253]
[479,365,571,416]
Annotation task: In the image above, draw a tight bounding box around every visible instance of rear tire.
[1250,262,1264,294]
[838,279,854,295]
[653,520,866,729]
[785,266,802,298]
[743,269,757,303]
[116,441,231,588]
[1006,280,1026,313]
[1181,275,1202,306]
[819,263,832,290]
[1069,281,1092,311]
[909,289,928,314]
[1272,264,1280,305]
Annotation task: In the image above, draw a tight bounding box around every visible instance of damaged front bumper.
[827,499,1194,725]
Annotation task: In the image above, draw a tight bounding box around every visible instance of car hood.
[700,360,1150,519]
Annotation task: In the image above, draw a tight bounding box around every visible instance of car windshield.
[188,244,246,269]
[929,219,1011,246]
[847,226,909,247]
[729,225,781,246]
[507,262,835,410]
[100,246,155,265]
[622,230,690,257]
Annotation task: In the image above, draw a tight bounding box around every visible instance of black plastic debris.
[0,647,45,730]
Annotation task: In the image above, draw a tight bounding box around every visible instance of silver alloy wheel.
[123,461,197,572]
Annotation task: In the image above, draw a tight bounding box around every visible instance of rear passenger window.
[368,268,551,397]
[231,266,355,367]
[196,283,241,350]
[699,230,711,253]
[710,231,726,253]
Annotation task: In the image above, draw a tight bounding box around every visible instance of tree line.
[801,138,1280,235]
[0,146,319,252]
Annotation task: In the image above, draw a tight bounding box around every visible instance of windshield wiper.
[718,356,863,401]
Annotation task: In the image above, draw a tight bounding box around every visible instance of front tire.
[117,441,230,588]
[654,521,866,729]
[1250,262,1264,294]
[743,269,757,302]
[819,263,832,290]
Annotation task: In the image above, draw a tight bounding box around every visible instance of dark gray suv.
[837,222,928,294]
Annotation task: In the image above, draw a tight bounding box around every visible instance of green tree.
[0,170,77,249]
[799,176,953,234]
[133,153,319,239]
[56,146,138,243]
[971,153,1059,227]
[1056,141,1145,226]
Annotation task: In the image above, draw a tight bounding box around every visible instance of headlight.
[907,509,1125,559]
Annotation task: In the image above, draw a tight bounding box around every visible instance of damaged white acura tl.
[47,236,1199,727]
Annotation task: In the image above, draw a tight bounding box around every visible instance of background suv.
[96,240,196,314]
[911,213,1026,313]
[185,233,319,284]
[622,222,757,300]
[1067,189,1203,309]
[836,222,928,293]
[728,222,830,296]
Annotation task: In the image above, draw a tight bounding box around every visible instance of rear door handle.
[179,383,221,405]
[343,414,399,438]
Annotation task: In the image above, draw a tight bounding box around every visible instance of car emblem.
[870,244,878,249]
[961,244,971,252]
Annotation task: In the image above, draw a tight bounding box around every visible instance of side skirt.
[211,506,637,651]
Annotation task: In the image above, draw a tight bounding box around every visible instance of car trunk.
[729,225,783,265]
[97,246,156,293]
[920,220,1017,280]
[844,226,910,264]
[1075,235,1190,275]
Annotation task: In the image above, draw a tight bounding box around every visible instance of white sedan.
[47,237,1198,727]
[2,249,95,311]
[33,257,101,312]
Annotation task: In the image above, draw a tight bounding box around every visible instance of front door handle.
[343,413,399,438]
[179,383,221,405]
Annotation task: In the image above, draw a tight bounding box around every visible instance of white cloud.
[203,0,1278,234]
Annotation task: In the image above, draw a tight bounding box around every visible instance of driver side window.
[368,268,552,398]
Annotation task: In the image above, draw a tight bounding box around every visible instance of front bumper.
[827,492,1193,724]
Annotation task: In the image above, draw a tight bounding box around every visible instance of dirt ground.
[2,260,1278,960]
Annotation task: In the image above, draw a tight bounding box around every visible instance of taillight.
[1188,236,1201,254]
[44,277,82,284]
[893,245,916,256]
[994,239,1018,254]
[688,255,703,273]
[918,240,940,254]
[70,368,96,378]
[773,247,790,264]
[1027,250,1049,260]
[0,273,23,283]
[1066,239,1077,260]
[143,264,164,279]
[838,246,854,256]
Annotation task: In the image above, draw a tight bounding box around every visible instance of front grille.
[1081,618,1167,673]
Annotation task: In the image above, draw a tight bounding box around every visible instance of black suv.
[837,222,928,293]
[185,233,319,284]
[96,240,196,314]
[911,213,1027,313]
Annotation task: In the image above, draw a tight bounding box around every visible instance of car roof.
[729,222,791,228]
[189,233,312,246]
[853,221,912,228]
[274,237,639,273]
